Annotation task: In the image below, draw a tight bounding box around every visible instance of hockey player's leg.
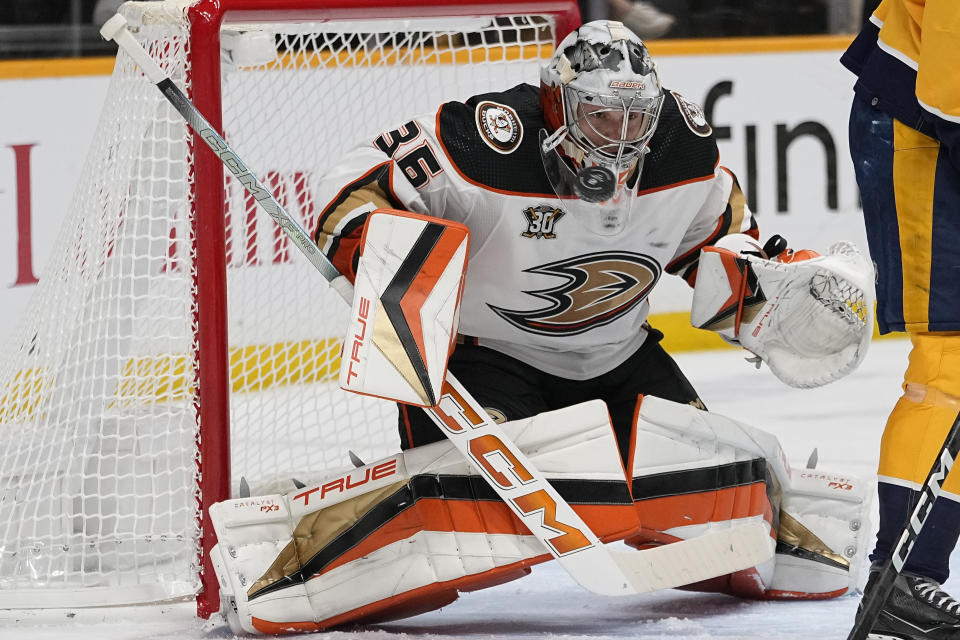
[210,400,639,634]
[845,91,960,637]
[625,396,873,600]
[863,332,960,639]
[873,333,960,581]
[398,338,549,449]
[547,327,709,468]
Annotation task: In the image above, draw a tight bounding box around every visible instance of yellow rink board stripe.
[0,56,115,78]
[0,34,856,80]
[1,339,343,422]
[1,311,897,419]
[645,34,854,56]
[107,338,344,407]
[655,309,894,352]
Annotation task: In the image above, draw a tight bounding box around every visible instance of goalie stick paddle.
[101,13,772,598]
[846,410,960,640]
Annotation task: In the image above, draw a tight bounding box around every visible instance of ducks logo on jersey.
[489,251,661,335]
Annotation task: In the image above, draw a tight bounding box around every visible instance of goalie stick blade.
[606,521,773,594]
[549,522,772,597]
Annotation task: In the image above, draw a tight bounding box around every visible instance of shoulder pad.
[637,88,719,191]
[669,90,712,137]
[437,84,555,194]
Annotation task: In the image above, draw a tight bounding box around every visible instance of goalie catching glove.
[691,233,875,388]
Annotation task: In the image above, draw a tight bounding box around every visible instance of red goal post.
[0,0,579,619]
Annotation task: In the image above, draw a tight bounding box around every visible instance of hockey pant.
[210,397,872,634]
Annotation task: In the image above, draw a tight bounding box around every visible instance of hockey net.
[0,0,577,615]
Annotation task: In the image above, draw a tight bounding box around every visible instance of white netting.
[0,0,557,607]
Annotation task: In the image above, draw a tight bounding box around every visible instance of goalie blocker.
[210,396,872,634]
[338,209,469,407]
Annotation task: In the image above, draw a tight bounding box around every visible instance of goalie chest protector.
[320,83,740,379]
[429,85,728,378]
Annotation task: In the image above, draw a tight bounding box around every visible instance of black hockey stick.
[846,410,960,640]
[100,13,774,598]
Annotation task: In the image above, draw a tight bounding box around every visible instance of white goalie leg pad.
[210,400,635,634]
[768,467,873,599]
[630,396,871,598]
[630,395,784,588]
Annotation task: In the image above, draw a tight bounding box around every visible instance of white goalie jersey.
[313,83,758,380]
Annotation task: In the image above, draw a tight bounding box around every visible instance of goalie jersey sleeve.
[314,84,757,380]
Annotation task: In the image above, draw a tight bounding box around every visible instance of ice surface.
[6,338,956,640]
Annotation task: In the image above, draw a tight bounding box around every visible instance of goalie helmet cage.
[0,0,579,618]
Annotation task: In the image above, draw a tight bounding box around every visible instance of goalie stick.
[101,13,772,599]
[846,410,960,640]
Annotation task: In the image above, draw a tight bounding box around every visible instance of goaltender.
[208,20,876,634]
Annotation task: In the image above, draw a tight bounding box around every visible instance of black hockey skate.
[861,569,960,639]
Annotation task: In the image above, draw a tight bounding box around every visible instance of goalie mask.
[540,20,663,235]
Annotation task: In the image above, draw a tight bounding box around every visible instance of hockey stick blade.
[103,15,772,598]
[608,521,772,593]
[846,410,960,640]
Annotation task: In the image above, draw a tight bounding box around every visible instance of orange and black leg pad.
[622,395,872,600]
[209,400,641,635]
